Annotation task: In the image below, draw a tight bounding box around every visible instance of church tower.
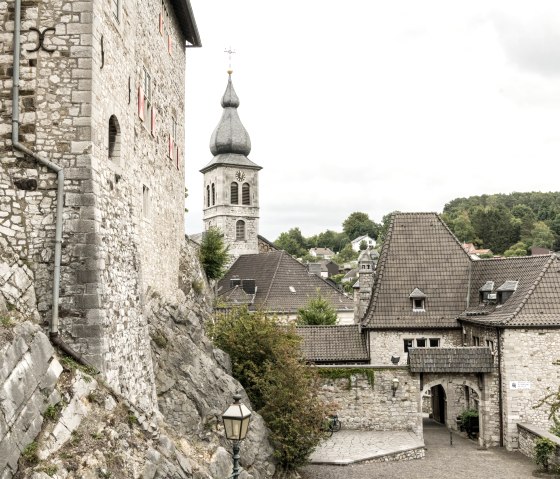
[200,72,262,262]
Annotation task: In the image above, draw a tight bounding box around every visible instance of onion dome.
[209,73,251,156]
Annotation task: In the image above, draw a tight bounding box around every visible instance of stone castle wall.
[501,328,560,450]
[368,329,463,365]
[317,367,422,437]
[1,0,189,412]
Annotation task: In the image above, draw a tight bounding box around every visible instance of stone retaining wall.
[317,367,422,437]
[518,423,560,468]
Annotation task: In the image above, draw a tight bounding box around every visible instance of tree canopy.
[342,212,380,240]
[199,227,229,280]
[297,290,338,326]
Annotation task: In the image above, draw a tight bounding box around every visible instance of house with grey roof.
[296,325,369,364]
[217,250,354,323]
[358,212,560,451]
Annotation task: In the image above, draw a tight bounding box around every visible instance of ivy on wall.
[317,368,375,390]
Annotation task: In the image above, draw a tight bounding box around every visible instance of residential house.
[217,251,354,324]
[351,235,376,252]
[309,247,335,260]
[307,260,340,279]
[360,212,560,451]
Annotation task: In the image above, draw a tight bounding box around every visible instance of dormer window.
[479,281,494,302]
[497,281,518,304]
[409,288,426,312]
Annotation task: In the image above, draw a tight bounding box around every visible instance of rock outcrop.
[1,240,276,478]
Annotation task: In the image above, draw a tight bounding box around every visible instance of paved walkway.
[308,429,423,465]
[300,420,538,479]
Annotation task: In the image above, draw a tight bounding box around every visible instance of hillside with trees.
[442,192,560,255]
[273,192,560,262]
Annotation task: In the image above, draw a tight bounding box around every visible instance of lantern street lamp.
[222,394,252,479]
[392,377,400,397]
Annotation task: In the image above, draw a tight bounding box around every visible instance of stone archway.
[420,376,484,446]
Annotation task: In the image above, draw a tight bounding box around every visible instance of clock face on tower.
[235,170,245,182]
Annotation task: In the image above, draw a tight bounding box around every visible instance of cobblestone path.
[300,420,536,479]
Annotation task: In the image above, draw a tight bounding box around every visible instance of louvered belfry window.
[236,220,245,241]
[231,182,239,204]
[242,183,250,205]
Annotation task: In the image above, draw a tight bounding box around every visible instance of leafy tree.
[529,221,555,249]
[449,210,476,243]
[313,230,350,252]
[503,241,528,257]
[210,308,328,472]
[331,243,358,264]
[259,342,328,471]
[342,212,380,241]
[297,291,338,325]
[275,227,307,257]
[470,205,520,254]
[199,227,229,280]
[359,240,367,250]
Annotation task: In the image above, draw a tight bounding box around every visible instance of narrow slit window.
[108,115,121,162]
[206,185,210,207]
[211,183,216,206]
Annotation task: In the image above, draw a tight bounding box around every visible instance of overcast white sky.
[184,1,560,241]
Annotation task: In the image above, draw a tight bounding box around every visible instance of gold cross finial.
[224,47,236,74]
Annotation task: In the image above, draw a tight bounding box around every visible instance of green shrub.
[297,290,337,326]
[199,227,229,280]
[534,437,556,471]
[458,408,478,428]
[211,307,329,471]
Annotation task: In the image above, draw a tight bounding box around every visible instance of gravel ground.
[299,420,537,479]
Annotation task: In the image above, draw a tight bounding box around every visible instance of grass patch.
[21,442,39,465]
[1,315,15,328]
[317,368,375,389]
[44,402,63,422]
[191,279,204,295]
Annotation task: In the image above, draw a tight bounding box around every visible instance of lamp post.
[222,394,252,479]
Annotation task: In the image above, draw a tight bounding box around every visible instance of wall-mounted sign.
[510,381,531,390]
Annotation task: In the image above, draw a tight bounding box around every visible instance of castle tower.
[200,72,262,261]
[355,247,378,321]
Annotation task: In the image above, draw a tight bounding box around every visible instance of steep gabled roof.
[296,325,369,363]
[361,213,471,329]
[460,254,560,327]
[218,251,353,313]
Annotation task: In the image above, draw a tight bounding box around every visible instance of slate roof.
[460,254,560,327]
[362,213,471,329]
[296,325,369,363]
[408,347,494,373]
[218,251,354,313]
[360,212,560,330]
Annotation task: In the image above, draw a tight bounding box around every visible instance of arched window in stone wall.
[206,185,210,207]
[231,182,239,204]
[108,115,121,162]
[211,183,216,206]
[236,220,245,241]
[242,183,250,205]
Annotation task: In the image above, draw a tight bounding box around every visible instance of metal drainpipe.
[12,0,95,371]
